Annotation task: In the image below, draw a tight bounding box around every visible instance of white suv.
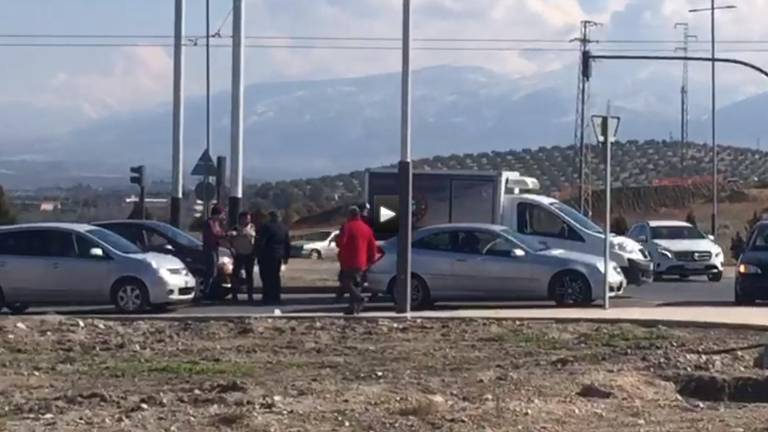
[627,220,724,282]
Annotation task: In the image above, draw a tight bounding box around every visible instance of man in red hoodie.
[337,206,377,315]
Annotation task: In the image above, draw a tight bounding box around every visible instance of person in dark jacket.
[202,206,226,300]
[255,210,290,305]
[337,206,377,315]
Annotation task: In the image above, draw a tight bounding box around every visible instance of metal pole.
[710,0,718,238]
[395,0,413,316]
[203,0,212,219]
[603,101,612,310]
[229,0,245,228]
[170,0,185,228]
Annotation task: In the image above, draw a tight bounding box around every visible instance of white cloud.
[47,46,172,118]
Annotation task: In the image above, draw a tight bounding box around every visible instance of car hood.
[653,239,718,252]
[137,252,186,269]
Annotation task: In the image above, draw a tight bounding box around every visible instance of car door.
[449,230,537,300]
[516,202,585,252]
[477,233,542,300]
[32,229,80,304]
[64,234,114,304]
[411,230,463,299]
[0,230,48,304]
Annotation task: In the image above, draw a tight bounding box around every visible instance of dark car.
[735,221,768,305]
[92,220,233,295]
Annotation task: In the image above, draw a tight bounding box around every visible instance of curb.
[8,311,768,332]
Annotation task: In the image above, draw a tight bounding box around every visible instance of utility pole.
[395,0,413,316]
[170,0,185,227]
[203,0,212,218]
[572,20,600,216]
[229,0,245,228]
[690,1,737,237]
[675,22,697,172]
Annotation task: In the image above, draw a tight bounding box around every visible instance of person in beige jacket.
[229,211,257,302]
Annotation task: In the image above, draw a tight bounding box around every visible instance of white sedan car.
[627,220,724,281]
[367,223,626,309]
[0,223,196,313]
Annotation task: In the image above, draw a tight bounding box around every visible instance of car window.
[146,230,170,248]
[413,231,453,252]
[75,234,105,259]
[454,231,497,255]
[483,234,518,257]
[0,231,44,256]
[101,224,145,248]
[85,228,143,254]
[40,230,77,258]
[650,226,706,240]
[628,225,641,239]
[517,202,583,241]
[748,225,768,251]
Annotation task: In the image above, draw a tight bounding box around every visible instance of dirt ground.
[2,318,768,431]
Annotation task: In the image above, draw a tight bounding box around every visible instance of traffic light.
[129,165,146,188]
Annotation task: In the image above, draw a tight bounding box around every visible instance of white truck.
[364,169,653,285]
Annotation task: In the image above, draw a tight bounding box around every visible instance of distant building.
[39,201,62,212]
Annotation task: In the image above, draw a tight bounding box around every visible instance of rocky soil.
[1,317,768,431]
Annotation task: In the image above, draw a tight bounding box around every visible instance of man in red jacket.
[337,206,377,315]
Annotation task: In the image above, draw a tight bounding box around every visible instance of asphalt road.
[17,274,736,317]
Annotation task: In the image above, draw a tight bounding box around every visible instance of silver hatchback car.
[367,224,626,308]
[0,223,196,313]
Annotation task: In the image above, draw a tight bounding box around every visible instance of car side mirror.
[707,234,715,241]
[162,244,175,253]
[511,248,526,258]
[89,247,105,258]
[637,235,648,243]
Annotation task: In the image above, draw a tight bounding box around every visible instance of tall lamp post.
[689,1,736,238]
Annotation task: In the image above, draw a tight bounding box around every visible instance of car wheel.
[112,279,150,313]
[7,303,28,314]
[708,271,723,282]
[550,271,592,307]
[391,274,432,310]
[309,249,322,260]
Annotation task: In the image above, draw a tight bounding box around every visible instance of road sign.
[194,181,216,202]
[591,115,620,144]
[191,149,217,176]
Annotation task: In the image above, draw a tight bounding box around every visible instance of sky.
[2,0,768,127]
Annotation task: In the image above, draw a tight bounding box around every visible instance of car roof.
[418,223,506,232]
[647,220,693,227]
[93,219,165,226]
[0,222,95,233]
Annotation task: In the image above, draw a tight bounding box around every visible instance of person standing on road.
[337,206,377,315]
[230,211,256,303]
[202,206,227,301]
[255,210,290,305]
[334,203,372,301]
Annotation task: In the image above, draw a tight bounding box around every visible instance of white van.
[501,194,653,285]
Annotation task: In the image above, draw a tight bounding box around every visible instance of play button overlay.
[379,206,396,223]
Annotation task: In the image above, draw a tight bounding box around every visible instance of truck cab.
[501,194,652,285]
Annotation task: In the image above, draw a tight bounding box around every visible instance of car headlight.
[739,263,762,274]
[657,248,674,259]
[714,249,723,258]
[611,241,632,254]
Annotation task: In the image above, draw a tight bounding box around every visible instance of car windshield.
[498,227,546,252]
[651,226,706,240]
[152,223,201,248]
[748,225,768,251]
[551,202,603,234]
[86,228,143,254]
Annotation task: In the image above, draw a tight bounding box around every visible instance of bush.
[611,214,629,236]
[685,210,697,228]
[0,186,16,225]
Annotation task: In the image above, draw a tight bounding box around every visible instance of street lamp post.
[689,1,736,238]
